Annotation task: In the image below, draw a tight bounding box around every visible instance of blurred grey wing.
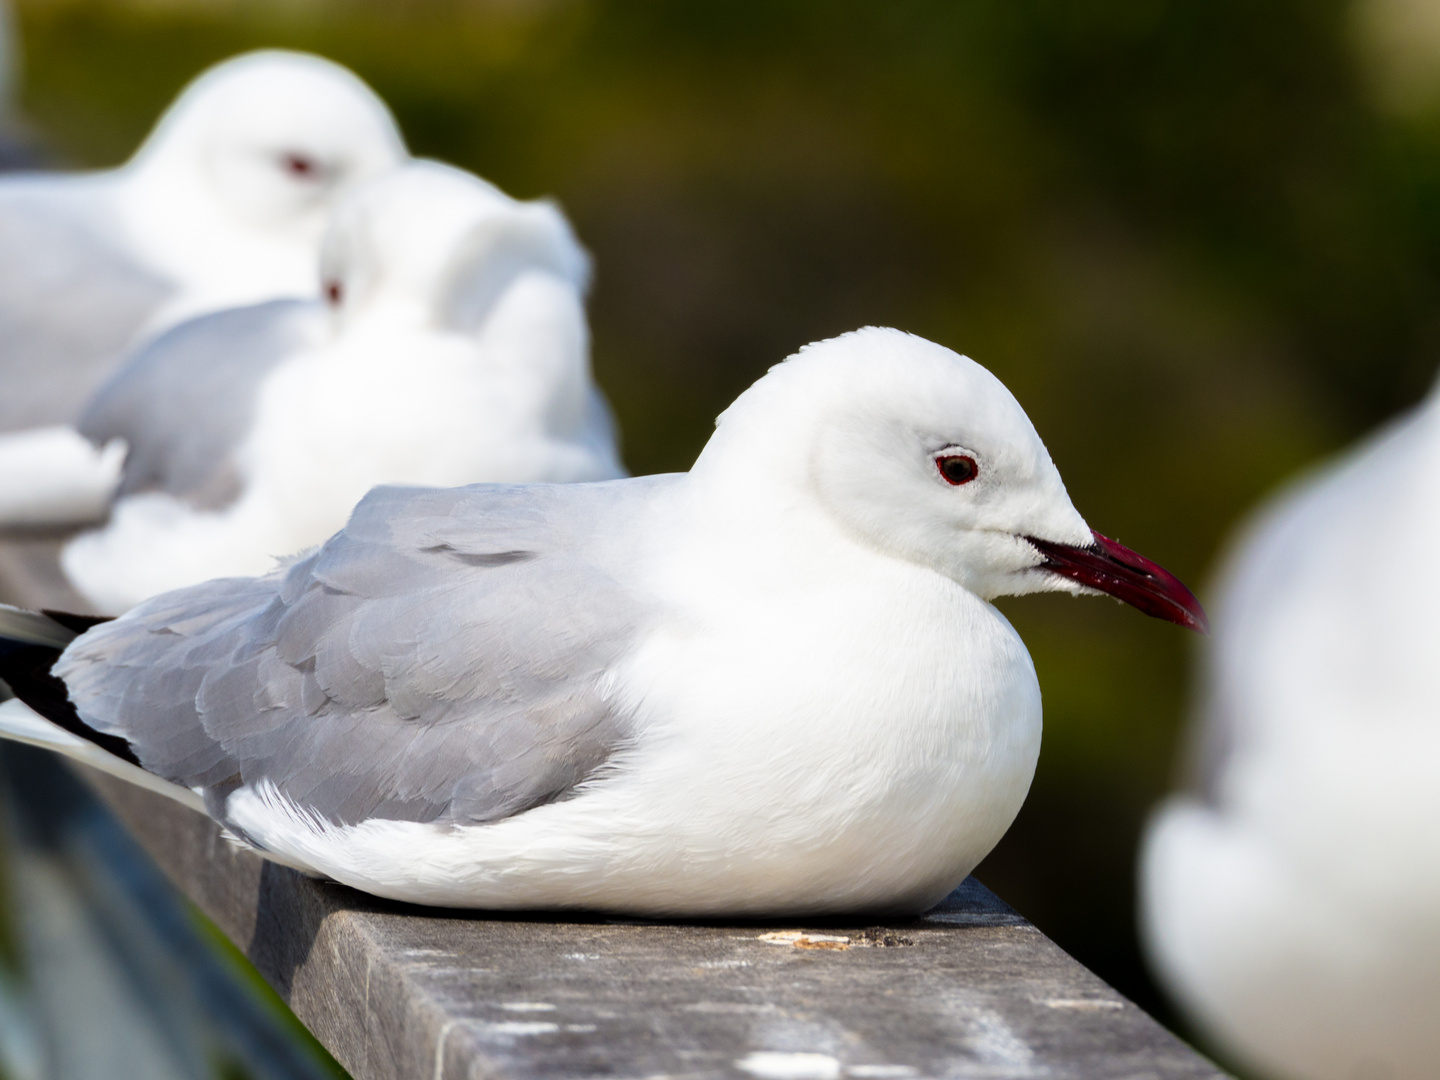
[0,187,172,431]
[56,478,669,831]
[78,299,321,510]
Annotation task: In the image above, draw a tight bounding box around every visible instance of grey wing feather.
[55,478,670,830]
[0,183,173,431]
[78,299,320,510]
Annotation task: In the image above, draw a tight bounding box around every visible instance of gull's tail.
[0,426,126,527]
[0,605,204,812]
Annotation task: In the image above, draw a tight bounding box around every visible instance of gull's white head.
[128,50,407,234]
[317,159,590,331]
[698,328,1206,629]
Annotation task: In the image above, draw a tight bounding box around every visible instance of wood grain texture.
[79,768,1227,1080]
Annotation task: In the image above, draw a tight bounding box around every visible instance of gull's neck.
[680,448,928,607]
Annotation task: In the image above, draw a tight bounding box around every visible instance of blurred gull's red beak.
[1026,530,1208,634]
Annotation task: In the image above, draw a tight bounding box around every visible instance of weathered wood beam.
[62,762,1226,1080]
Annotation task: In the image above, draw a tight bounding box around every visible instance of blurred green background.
[10,0,1440,1045]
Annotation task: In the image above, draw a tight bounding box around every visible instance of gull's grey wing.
[78,299,321,510]
[0,184,173,431]
[56,477,671,831]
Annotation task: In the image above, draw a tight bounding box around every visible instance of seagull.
[0,49,406,432]
[0,158,622,614]
[0,328,1205,915]
[1140,385,1440,1080]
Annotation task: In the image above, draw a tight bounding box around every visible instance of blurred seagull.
[0,329,1204,915]
[1140,385,1440,1080]
[0,49,406,432]
[0,159,621,613]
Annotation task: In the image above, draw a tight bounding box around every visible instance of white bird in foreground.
[0,49,406,432]
[0,328,1204,915]
[1140,384,1440,1080]
[0,158,621,614]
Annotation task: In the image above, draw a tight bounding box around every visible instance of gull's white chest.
[543,549,1045,915]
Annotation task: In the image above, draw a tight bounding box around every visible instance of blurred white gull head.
[41,158,620,613]
[122,49,408,323]
[1140,383,1440,1080]
[318,154,590,330]
[0,49,406,430]
[0,328,1205,915]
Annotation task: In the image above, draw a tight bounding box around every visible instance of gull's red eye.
[324,280,343,305]
[936,454,978,486]
[281,152,319,178]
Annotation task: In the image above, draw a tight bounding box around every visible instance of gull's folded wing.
[55,478,669,834]
[77,298,321,511]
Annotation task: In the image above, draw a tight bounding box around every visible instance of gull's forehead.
[162,52,400,156]
[319,161,522,303]
[795,329,1045,455]
[335,163,512,253]
[898,358,1033,434]
[359,164,509,220]
[706,327,1061,497]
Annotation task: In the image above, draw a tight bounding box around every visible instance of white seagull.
[0,328,1204,915]
[1140,384,1440,1080]
[0,49,406,432]
[0,158,621,614]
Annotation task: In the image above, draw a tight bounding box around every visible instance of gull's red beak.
[1026,530,1208,634]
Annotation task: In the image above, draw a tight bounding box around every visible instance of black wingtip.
[40,610,114,635]
[0,613,137,767]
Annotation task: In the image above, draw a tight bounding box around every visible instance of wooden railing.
[0,741,1226,1080]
